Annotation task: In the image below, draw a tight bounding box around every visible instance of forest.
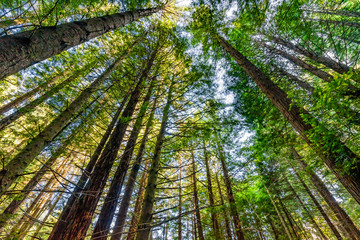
[0,0,359,239]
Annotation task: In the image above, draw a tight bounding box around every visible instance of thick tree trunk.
[49,93,129,238]
[217,36,360,205]
[289,162,342,240]
[0,69,69,115]
[291,147,360,239]
[110,98,157,240]
[271,36,350,74]
[0,65,92,131]
[284,176,328,240]
[0,7,161,79]
[0,44,137,195]
[91,75,156,240]
[48,73,145,240]
[215,173,232,240]
[203,142,221,239]
[126,159,150,240]
[135,82,174,240]
[192,151,205,240]
[216,138,245,240]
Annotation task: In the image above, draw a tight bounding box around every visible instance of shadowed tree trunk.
[91,75,156,240]
[135,81,174,240]
[270,36,350,74]
[215,173,232,240]
[291,147,360,239]
[0,41,139,195]
[48,92,130,238]
[217,35,360,206]
[192,150,205,240]
[277,193,300,239]
[289,161,342,240]
[277,67,315,94]
[216,137,245,240]
[203,142,221,239]
[178,157,183,240]
[48,69,146,240]
[0,7,162,79]
[110,97,157,240]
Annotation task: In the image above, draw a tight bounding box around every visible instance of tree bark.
[91,75,156,240]
[135,82,174,240]
[48,92,130,238]
[178,157,183,240]
[277,67,315,94]
[0,7,161,79]
[289,161,342,240]
[48,72,145,240]
[110,98,157,240]
[216,137,245,240]
[192,150,205,240]
[203,142,221,239]
[217,36,360,206]
[215,173,232,240]
[0,40,138,196]
[291,147,360,239]
[271,36,350,74]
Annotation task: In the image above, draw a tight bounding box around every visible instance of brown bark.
[277,195,300,239]
[91,75,156,240]
[216,137,245,240]
[192,151,205,240]
[110,98,157,240]
[271,36,350,74]
[291,147,360,239]
[217,36,360,206]
[267,216,280,240]
[289,162,342,240]
[178,157,183,240]
[135,82,174,240]
[203,142,221,239]
[48,74,145,240]
[0,44,137,195]
[49,93,130,238]
[215,173,232,240]
[0,7,162,79]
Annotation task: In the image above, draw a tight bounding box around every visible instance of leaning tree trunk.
[216,137,245,240]
[0,40,139,196]
[289,161,342,240]
[135,82,174,240]
[110,98,157,240]
[215,173,232,240]
[270,36,350,74]
[48,92,130,238]
[217,36,360,205]
[0,7,161,79]
[48,74,145,240]
[291,147,360,239]
[192,150,205,240]
[203,142,221,240]
[91,76,156,240]
[277,67,315,94]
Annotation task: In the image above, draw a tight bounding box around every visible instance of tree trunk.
[178,157,182,240]
[192,150,205,240]
[135,82,174,240]
[110,98,157,240]
[49,92,130,238]
[308,18,360,28]
[277,194,300,239]
[0,69,69,115]
[215,173,232,240]
[291,147,360,239]
[91,75,156,240]
[277,67,315,94]
[306,9,360,18]
[271,36,350,74]
[217,36,360,206]
[216,137,245,240]
[0,42,138,195]
[0,7,161,79]
[267,216,280,240]
[203,142,221,239]
[284,176,328,240]
[289,161,342,240]
[48,71,145,240]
